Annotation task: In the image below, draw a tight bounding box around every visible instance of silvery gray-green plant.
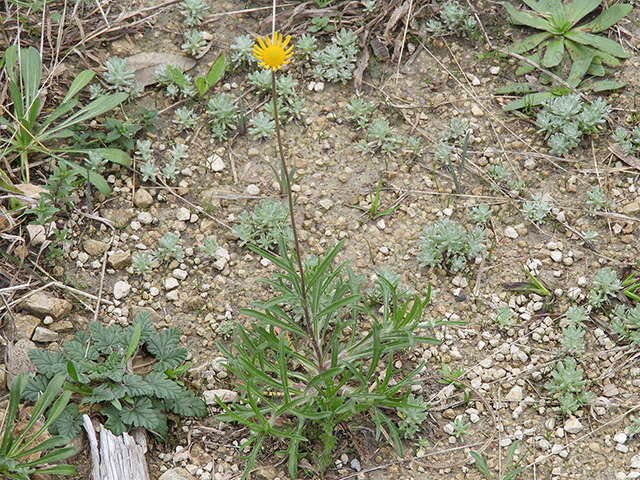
[155,232,184,264]
[418,218,486,272]
[346,97,376,130]
[248,69,272,94]
[249,112,276,140]
[182,30,207,56]
[586,185,613,210]
[140,160,160,183]
[612,124,640,156]
[230,34,255,67]
[233,199,293,250]
[536,94,611,155]
[589,267,621,307]
[104,56,141,96]
[199,236,220,259]
[133,252,155,274]
[311,28,359,84]
[544,357,594,415]
[493,305,516,328]
[609,304,640,348]
[135,139,153,160]
[521,193,551,224]
[181,0,208,26]
[561,324,585,353]
[206,93,238,130]
[468,203,493,224]
[173,106,199,130]
[425,0,477,38]
[296,33,318,56]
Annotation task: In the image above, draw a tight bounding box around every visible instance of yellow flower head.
[252,32,294,71]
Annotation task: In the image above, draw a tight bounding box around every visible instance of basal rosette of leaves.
[499,0,632,111]
[24,311,206,439]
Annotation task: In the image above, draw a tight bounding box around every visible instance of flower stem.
[270,71,321,366]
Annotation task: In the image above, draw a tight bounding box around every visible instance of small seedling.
[470,439,527,480]
[351,176,400,221]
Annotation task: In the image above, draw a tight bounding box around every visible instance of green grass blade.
[1,373,27,453]
[470,450,493,479]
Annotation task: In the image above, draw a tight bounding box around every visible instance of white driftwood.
[82,414,151,480]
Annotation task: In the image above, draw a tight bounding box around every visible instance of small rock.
[505,385,523,402]
[471,104,483,117]
[253,467,277,480]
[164,278,179,290]
[602,383,619,397]
[621,234,634,244]
[466,73,481,85]
[172,269,188,280]
[176,207,191,222]
[564,416,583,434]
[613,432,627,444]
[524,158,536,170]
[100,208,135,229]
[489,66,500,75]
[134,188,154,208]
[203,389,238,404]
[83,239,110,256]
[245,184,260,195]
[158,467,197,480]
[247,147,260,159]
[32,326,59,343]
[12,314,41,340]
[5,338,36,387]
[109,251,132,270]
[113,280,131,300]
[20,292,72,319]
[631,454,640,468]
[314,81,325,92]
[504,226,518,239]
[550,251,563,262]
[138,211,153,225]
[207,154,225,171]
[621,201,640,214]
[319,198,334,210]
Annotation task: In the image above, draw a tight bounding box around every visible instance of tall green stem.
[270,71,322,367]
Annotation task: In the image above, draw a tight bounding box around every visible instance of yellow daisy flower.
[252,32,294,71]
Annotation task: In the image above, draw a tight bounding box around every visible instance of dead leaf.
[609,144,640,171]
[125,53,197,87]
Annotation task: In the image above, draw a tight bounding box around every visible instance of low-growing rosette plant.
[24,311,206,439]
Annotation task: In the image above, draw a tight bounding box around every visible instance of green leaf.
[165,392,207,417]
[119,397,162,430]
[82,383,117,404]
[469,451,493,479]
[124,323,141,363]
[582,4,632,33]
[504,3,554,31]
[101,404,127,436]
[503,91,555,111]
[195,77,207,97]
[542,37,565,67]
[585,79,626,92]
[565,30,629,59]
[48,404,82,439]
[28,350,67,376]
[564,0,601,27]
[88,321,123,354]
[147,328,188,372]
[64,339,99,362]
[206,55,226,88]
[22,375,50,402]
[3,373,28,452]
[63,70,95,102]
[145,372,184,400]
[122,374,154,397]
